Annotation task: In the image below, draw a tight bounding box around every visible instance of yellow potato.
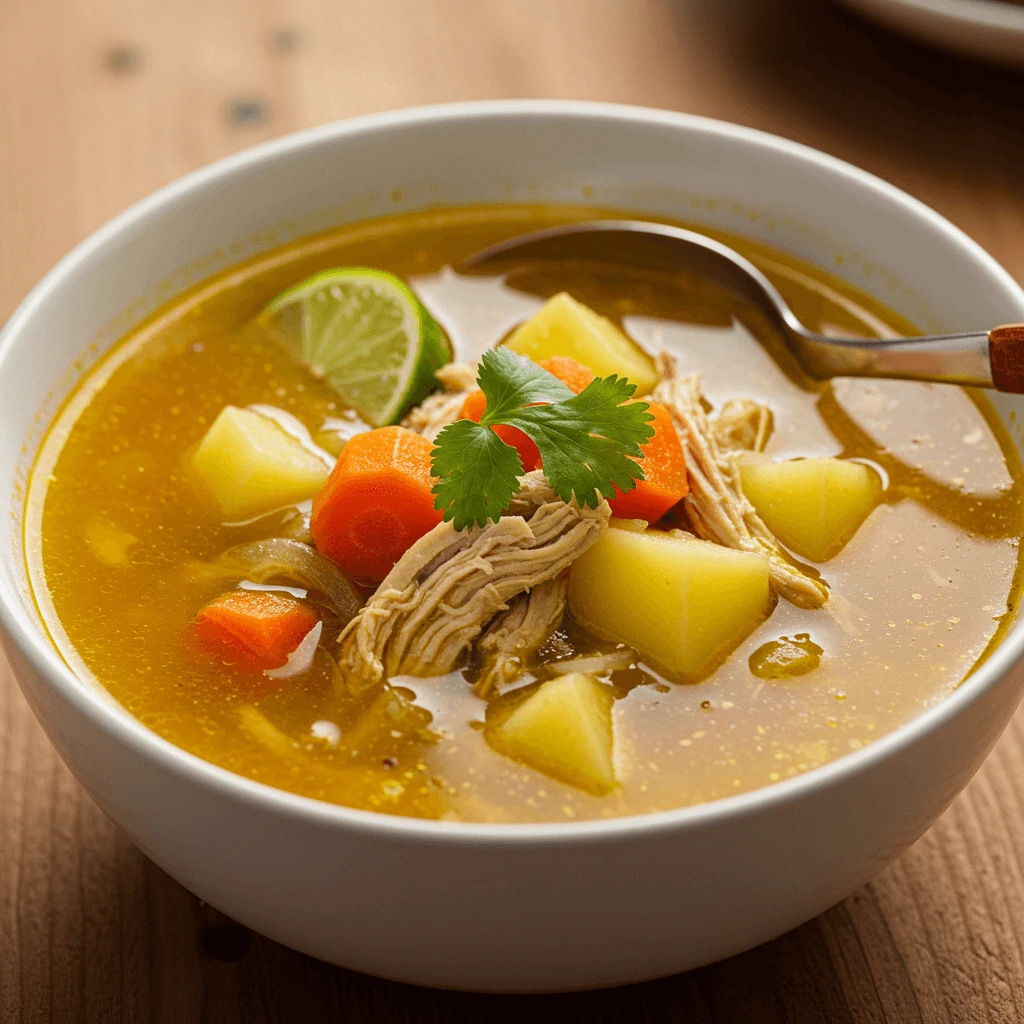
[191,405,331,518]
[487,673,616,795]
[568,525,770,681]
[739,456,881,563]
[505,292,658,395]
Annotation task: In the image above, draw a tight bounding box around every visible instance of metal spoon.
[463,220,1024,393]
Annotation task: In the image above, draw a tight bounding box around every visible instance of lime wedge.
[257,268,450,427]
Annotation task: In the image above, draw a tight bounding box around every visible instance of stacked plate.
[837,0,1024,66]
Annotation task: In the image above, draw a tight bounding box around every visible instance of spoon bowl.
[465,219,1024,392]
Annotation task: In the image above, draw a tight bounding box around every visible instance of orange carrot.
[311,426,443,583]
[459,388,487,421]
[458,389,540,472]
[193,589,319,671]
[457,355,596,473]
[538,355,595,394]
[608,402,689,522]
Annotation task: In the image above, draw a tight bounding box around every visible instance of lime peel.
[258,267,450,427]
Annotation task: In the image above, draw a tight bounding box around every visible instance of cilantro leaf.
[431,418,525,530]
[503,376,655,508]
[430,350,657,530]
[477,347,572,422]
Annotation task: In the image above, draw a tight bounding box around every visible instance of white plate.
[838,0,1024,66]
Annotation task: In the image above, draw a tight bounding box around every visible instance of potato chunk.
[739,457,881,563]
[488,673,616,794]
[192,405,331,518]
[505,292,658,395]
[568,525,770,680]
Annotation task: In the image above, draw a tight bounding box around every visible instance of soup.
[26,204,1024,823]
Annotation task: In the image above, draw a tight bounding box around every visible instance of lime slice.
[257,268,450,427]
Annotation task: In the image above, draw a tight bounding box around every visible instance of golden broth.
[28,204,1024,822]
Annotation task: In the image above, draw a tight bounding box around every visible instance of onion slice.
[213,538,363,624]
[238,579,308,599]
[547,649,637,677]
[265,621,322,679]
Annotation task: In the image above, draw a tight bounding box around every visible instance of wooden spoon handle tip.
[989,324,1024,393]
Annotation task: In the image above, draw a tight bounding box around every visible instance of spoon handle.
[795,327,1024,392]
[794,329,996,389]
[989,325,1024,393]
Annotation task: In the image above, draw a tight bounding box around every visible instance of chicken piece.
[713,398,774,453]
[652,353,827,609]
[473,572,570,697]
[401,362,477,442]
[336,472,609,691]
[436,362,479,392]
[505,470,568,517]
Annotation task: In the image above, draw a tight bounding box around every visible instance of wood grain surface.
[4,0,1024,1019]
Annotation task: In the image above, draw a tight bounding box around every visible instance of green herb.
[431,348,655,530]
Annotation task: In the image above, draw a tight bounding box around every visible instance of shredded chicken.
[713,397,774,453]
[473,572,569,697]
[547,648,637,677]
[400,361,477,442]
[653,353,827,609]
[336,472,609,691]
[505,471,566,516]
[436,362,479,391]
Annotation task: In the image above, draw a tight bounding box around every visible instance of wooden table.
[5,0,1024,1018]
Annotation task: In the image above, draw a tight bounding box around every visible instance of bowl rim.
[3,97,1024,845]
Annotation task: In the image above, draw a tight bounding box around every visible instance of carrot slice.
[458,390,540,472]
[608,402,689,522]
[457,355,596,473]
[194,589,319,671]
[459,388,487,421]
[311,425,443,583]
[538,355,595,394]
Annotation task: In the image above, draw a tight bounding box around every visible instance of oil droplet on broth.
[748,634,824,679]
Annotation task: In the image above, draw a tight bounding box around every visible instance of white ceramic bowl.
[837,0,1024,67]
[2,100,1024,993]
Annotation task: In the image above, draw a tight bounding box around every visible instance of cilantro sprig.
[431,348,655,530]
